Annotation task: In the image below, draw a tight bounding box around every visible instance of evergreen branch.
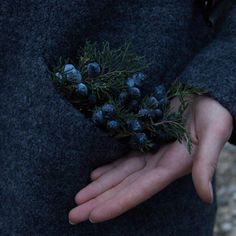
[50,41,203,154]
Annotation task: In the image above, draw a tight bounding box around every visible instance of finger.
[90,151,144,181]
[75,156,146,204]
[88,169,174,223]
[90,158,126,181]
[90,165,116,181]
[69,197,98,224]
[192,131,226,203]
[77,149,166,205]
[89,142,192,223]
[69,166,145,224]
[69,150,165,224]
[70,148,166,224]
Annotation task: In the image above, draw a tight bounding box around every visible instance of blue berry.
[64,64,82,83]
[153,85,166,100]
[76,83,88,97]
[150,109,163,121]
[128,100,140,112]
[126,78,135,88]
[138,108,151,119]
[55,72,62,81]
[74,70,82,83]
[107,120,120,130]
[132,72,146,87]
[92,109,104,125]
[135,133,148,144]
[101,104,116,118]
[88,93,97,105]
[159,97,170,107]
[154,108,163,118]
[87,62,101,77]
[128,87,141,99]
[64,64,75,74]
[128,119,142,132]
[147,96,159,108]
[119,91,129,105]
[130,132,148,148]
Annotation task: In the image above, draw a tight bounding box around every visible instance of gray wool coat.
[1,0,235,235]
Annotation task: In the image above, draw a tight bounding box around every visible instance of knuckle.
[212,120,232,139]
[214,125,228,137]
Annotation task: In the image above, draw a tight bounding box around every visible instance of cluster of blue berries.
[90,72,170,151]
[54,61,172,152]
[54,62,101,105]
[51,39,196,153]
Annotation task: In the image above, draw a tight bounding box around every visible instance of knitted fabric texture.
[1,0,235,235]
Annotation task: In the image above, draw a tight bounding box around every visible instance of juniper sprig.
[50,41,204,154]
[78,41,148,100]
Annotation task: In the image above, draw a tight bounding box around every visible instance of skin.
[68,95,233,224]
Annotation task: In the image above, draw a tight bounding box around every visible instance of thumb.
[192,131,226,203]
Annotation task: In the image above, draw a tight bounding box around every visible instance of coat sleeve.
[177,4,236,145]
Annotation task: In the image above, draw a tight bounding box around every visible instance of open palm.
[69,96,233,224]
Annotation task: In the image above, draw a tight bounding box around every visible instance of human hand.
[68,95,233,224]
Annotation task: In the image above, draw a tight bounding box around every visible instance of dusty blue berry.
[135,133,148,144]
[64,64,75,74]
[87,62,101,77]
[107,120,120,130]
[147,96,159,108]
[128,100,140,112]
[119,91,129,105]
[64,64,82,83]
[126,78,135,88]
[88,93,97,105]
[76,83,88,97]
[138,108,151,119]
[130,132,148,149]
[102,104,116,118]
[154,108,163,118]
[153,85,166,100]
[132,72,146,87]
[92,110,104,125]
[159,97,170,107]
[55,72,63,81]
[74,70,82,83]
[128,87,141,99]
[128,119,142,132]
[150,108,163,121]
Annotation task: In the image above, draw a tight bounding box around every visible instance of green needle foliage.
[50,41,206,154]
[78,41,148,100]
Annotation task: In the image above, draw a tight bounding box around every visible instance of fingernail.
[69,220,77,225]
[209,182,214,203]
